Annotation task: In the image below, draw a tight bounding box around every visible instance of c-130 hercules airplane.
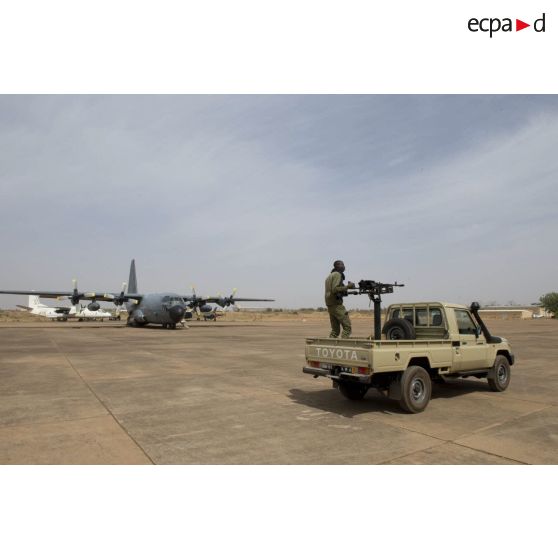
[0,260,274,329]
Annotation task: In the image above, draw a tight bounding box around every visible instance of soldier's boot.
[329,322,340,338]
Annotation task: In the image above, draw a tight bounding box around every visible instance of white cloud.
[0,96,557,308]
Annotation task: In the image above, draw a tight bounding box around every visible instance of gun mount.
[347,280,404,339]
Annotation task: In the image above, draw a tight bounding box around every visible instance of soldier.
[325,260,355,338]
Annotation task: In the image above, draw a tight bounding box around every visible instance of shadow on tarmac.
[289,378,493,417]
[289,387,399,417]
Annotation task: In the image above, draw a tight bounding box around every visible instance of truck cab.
[384,302,495,371]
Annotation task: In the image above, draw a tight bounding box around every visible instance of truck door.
[452,309,488,371]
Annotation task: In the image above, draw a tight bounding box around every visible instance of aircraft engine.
[87,302,100,311]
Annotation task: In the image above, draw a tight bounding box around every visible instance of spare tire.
[382,318,416,340]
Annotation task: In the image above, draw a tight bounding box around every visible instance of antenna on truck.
[347,280,405,339]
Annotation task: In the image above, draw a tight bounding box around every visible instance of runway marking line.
[47,335,155,465]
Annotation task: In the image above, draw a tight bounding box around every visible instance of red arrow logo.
[516,19,530,31]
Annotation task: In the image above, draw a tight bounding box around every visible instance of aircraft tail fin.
[28,295,42,309]
[128,259,138,293]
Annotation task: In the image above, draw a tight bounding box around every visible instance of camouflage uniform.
[325,270,352,338]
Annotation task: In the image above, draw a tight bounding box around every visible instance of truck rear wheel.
[338,382,368,401]
[488,355,511,392]
[382,318,416,340]
[399,366,431,413]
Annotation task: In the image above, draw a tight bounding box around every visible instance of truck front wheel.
[488,355,511,392]
[399,366,432,413]
[338,382,368,401]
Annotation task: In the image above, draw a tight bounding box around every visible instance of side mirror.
[475,325,482,338]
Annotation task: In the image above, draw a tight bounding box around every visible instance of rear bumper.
[302,366,372,384]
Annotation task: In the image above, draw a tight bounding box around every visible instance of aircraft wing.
[0,290,143,303]
[184,295,274,307]
[217,298,275,302]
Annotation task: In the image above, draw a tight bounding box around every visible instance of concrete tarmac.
[1,318,557,464]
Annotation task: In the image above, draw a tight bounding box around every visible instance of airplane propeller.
[190,285,199,305]
[54,279,82,308]
[98,283,126,320]
[216,288,238,308]
[190,286,202,318]
[70,278,81,306]
[103,282,128,307]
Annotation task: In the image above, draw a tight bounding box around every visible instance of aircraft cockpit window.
[169,297,183,305]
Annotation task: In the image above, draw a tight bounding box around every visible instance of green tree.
[539,292,558,317]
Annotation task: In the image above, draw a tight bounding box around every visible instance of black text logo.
[468,13,546,37]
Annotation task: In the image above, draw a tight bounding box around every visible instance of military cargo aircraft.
[0,260,274,329]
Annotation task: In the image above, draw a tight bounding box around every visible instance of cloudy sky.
[0,95,557,309]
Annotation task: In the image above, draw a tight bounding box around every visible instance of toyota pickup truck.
[303,301,514,413]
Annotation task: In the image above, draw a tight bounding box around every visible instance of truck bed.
[305,336,453,348]
[305,336,455,373]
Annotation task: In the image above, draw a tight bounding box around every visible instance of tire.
[488,355,511,392]
[382,318,416,340]
[399,366,432,413]
[338,382,368,401]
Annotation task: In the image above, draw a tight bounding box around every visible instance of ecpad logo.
[468,13,546,37]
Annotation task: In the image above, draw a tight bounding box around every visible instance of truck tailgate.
[305,337,454,373]
[305,337,372,368]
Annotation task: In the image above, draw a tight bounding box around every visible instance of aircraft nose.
[168,304,186,322]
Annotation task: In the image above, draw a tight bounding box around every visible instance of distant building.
[479,305,552,320]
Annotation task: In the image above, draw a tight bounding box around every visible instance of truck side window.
[429,308,443,326]
[401,307,413,323]
[415,307,428,326]
[392,308,413,321]
[454,309,477,335]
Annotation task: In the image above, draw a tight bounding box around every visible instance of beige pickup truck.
[303,302,515,413]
